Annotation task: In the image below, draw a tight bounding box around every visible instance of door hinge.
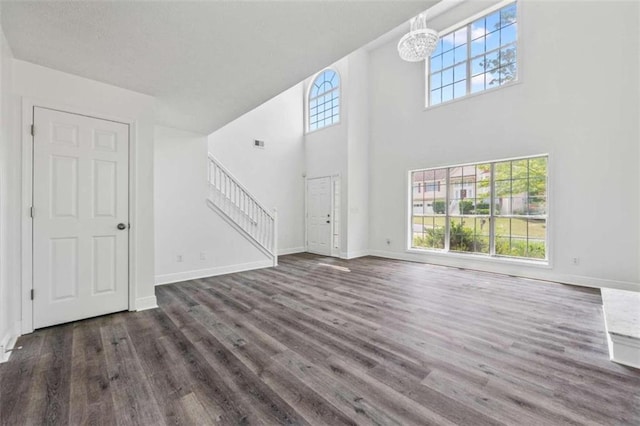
[30,289,34,300]
[30,124,35,136]
[30,206,34,218]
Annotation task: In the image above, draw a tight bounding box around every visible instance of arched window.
[308,69,340,132]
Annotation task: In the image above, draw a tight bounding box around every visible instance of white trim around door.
[21,98,140,334]
[305,175,340,257]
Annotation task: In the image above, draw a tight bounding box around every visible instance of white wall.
[208,83,306,254]
[368,0,640,290]
[0,14,19,360]
[155,125,271,284]
[10,60,158,321]
[346,50,370,258]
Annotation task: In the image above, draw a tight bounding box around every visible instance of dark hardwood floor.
[2,253,639,425]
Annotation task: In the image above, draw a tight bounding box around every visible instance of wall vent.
[253,139,265,149]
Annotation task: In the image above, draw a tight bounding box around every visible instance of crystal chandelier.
[397,13,439,62]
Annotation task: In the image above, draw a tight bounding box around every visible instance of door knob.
[326,220,330,224]
[117,223,127,230]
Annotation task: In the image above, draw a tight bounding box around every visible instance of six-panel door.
[32,107,129,328]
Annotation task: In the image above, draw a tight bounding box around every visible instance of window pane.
[413,216,446,249]
[471,56,485,76]
[454,45,467,63]
[486,30,500,52]
[454,27,467,47]
[485,11,500,32]
[471,19,486,41]
[495,217,546,259]
[498,63,517,84]
[483,50,499,75]
[485,71,498,87]
[442,68,454,86]
[454,80,466,99]
[442,50,454,68]
[528,195,546,215]
[454,64,466,82]
[431,55,443,72]
[471,37,486,57]
[431,72,442,89]
[500,3,517,27]
[471,73,485,93]
[442,84,453,102]
[500,46,516,67]
[431,89,442,105]
[449,217,488,254]
[442,34,454,53]
[501,23,517,46]
[529,157,547,178]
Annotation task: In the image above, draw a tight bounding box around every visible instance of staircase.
[206,154,278,266]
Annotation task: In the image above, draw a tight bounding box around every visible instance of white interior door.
[307,177,332,255]
[32,107,129,329]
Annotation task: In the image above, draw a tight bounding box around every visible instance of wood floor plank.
[69,320,117,426]
[100,321,166,426]
[2,253,639,425]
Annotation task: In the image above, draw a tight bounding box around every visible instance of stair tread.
[602,288,640,339]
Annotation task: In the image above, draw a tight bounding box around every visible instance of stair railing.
[207,154,278,265]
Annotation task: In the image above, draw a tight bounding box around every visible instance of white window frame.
[306,68,341,134]
[407,154,549,264]
[425,0,521,109]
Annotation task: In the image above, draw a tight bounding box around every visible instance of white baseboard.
[278,246,306,256]
[0,322,21,363]
[349,250,370,259]
[135,296,158,311]
[155,259,273,286]
[368,249,640,292]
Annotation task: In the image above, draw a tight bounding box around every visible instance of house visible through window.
[308,69,340,132]
[425,182,441,192]
[410,155,547,261]
[428,1,518,106]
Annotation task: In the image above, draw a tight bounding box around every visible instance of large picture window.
[410,155,547,261]
[428,1,518,106]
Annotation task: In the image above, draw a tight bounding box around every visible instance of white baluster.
[273,208,278,265]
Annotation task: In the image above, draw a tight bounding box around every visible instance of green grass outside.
[412,216,545,239]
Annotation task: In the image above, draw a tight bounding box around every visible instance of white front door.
[32,107,130,328]
[307,177,332,255]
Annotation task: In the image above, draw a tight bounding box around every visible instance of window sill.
[406,247,551,269]
[424,79,521,112]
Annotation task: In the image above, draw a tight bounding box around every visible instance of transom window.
[410,155,548,261]
[308,69,340,132]
[428,1,518,106]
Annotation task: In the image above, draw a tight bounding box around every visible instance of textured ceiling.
[1,1,435,134]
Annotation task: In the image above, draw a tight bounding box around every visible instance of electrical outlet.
[571,257,580,265]
[176,254,183,263]
[200,252,206,261]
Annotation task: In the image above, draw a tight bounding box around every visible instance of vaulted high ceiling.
[1,1,435,134]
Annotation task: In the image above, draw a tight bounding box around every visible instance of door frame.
[20,98,138,334]
[305,174,340,257]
